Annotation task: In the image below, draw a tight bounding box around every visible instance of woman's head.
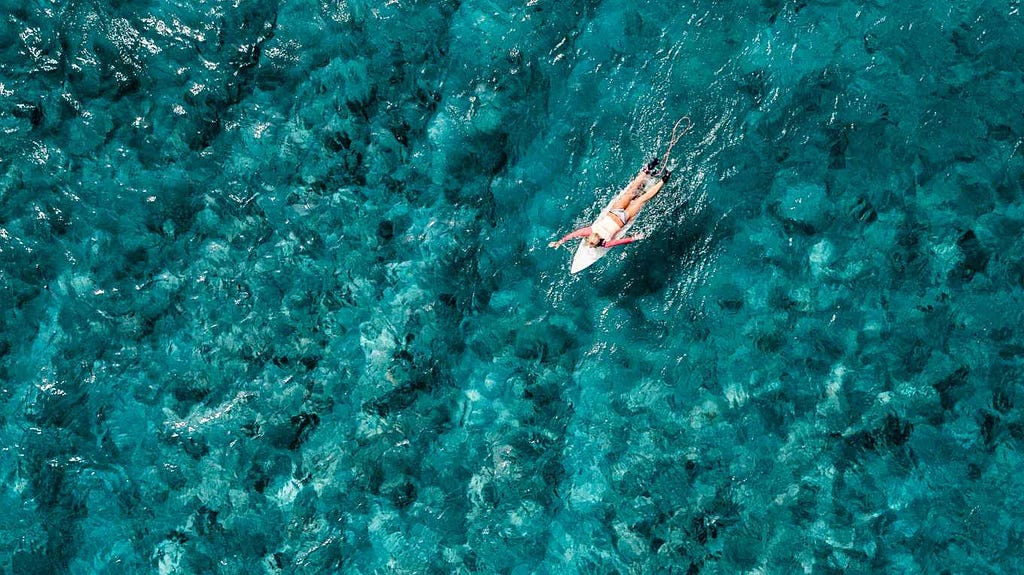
[586,232,603,247]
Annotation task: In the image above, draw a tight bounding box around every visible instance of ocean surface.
[2,0,1024,572]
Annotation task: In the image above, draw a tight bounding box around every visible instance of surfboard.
[568,177,653,274]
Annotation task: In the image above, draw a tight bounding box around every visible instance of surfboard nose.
[570,243,606,273]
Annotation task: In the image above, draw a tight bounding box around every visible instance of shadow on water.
[593,196,724,300]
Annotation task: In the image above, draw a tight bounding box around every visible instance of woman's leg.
[624,179,665,221]
[611,167,651,210]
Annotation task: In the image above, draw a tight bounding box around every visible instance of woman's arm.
[603,233,644,248]
[549,227,592,248]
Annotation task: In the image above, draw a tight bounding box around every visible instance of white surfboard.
[568,177,653,273]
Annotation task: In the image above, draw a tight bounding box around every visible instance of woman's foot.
[644,157,660,174]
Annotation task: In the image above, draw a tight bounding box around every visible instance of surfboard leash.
[659,116,693,175]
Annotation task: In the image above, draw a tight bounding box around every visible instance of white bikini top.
[592,213,622,241]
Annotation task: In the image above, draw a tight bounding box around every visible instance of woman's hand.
[548,240,561,248]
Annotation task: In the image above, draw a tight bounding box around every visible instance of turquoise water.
[3,0,1024,572]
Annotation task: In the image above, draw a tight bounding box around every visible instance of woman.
[548,159,670,249]
[548,117,691,251]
